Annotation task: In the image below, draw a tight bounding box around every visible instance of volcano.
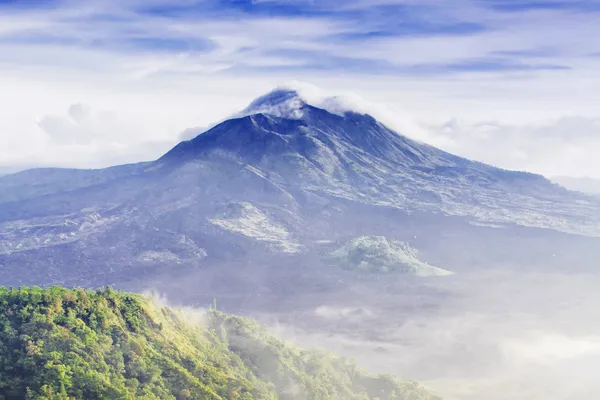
[0,87,599,299]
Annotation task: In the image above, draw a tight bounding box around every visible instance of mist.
[237,269,600,400]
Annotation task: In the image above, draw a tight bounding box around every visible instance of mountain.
[160,89,598,235]
[0,87,599,300]
[0,286,440,400]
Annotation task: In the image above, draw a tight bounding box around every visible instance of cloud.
[422,116,600,178]
[37,103,153,148]
[0,0,597,77]
[550,176,600,195]
[489,0,600,13]
[313,305,376,321]
[178,127,206,142]
[38,103,98,145]
[503,332,600,361]
[0,100,180,169]
[259,270,600,400]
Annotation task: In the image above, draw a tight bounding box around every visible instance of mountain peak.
[237,83,374,121]
[239,88,308,120]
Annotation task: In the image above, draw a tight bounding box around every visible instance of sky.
[1,0,600,177]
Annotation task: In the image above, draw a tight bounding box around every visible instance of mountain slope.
[0,164,147,205]
[0,87,599,292]
[0,286,440,400]
[159,90,598,235]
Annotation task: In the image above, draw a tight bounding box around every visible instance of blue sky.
[1,0,594,75]
[1,0,600,177]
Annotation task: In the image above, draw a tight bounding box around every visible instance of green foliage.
[0,286,441,400]
[329,236,452,276]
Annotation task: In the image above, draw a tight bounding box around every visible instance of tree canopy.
[0,286,440,400]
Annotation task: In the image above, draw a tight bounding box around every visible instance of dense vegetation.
[0,286,440,400]
[329,236,452,277]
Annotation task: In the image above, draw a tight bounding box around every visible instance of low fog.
[248,269,600,400]
[128,214,600,400]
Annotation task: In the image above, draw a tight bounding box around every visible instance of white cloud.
[503,332,600,361]
[423,116,600,178]
[239,80,431,141]
[551,176,600,195]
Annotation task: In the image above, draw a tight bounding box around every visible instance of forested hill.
[0,287,440,400]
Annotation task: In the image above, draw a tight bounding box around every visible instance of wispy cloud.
[2,0,596,76]
[488,0,600,12]
[424,116,600,178]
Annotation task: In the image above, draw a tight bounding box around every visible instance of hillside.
[0,286,440,400]
[329,236,452,276]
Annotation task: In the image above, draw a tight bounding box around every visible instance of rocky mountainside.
[0,88,599,298]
